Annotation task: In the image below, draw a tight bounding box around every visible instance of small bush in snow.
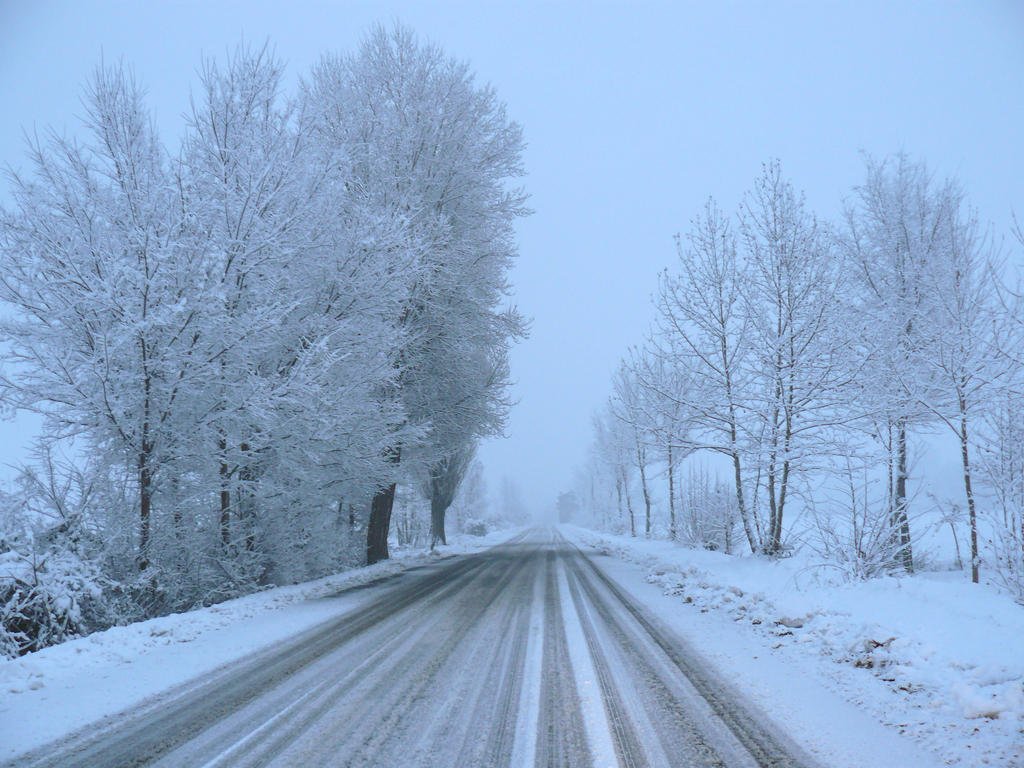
[0,540,103,658]
[807,457,922,581]
[461,518,489,537]
[0,462,107,657]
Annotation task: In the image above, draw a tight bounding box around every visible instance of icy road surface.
[10,529,817,768]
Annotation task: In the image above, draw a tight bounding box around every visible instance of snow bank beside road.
[564,526,1024,768]
[0,527,519,761]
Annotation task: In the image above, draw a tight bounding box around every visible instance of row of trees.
[578,157,1024,596]
[0,26,526,655]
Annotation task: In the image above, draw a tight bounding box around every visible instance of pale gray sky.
[1,1,1022,512]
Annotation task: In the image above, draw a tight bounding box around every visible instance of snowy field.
[0,529,520,762]
[564,525,1024,768]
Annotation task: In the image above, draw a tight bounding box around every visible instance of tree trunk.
[667,444,677,540]
[138,374,153,571]
[366,482,397,564]
[366,448,401,564]
[723,501,734,554]
[430,495,447,549]
[766,453,779,555]
[219,433,231,548]
[886,421,894,524]
[637,443,652,538]
[138,447,152,571]
[614,475,625,532]
[622,468,636,537]
[772,457,791,554]
[721,335,757,553]
[731,449,757,553]
[238,442,257,552]
[765,370,783,555]
[958,402,979,584]
[893,418,914,573]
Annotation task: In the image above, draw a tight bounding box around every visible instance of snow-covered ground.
[0,528,520,762]
[563,525,1024,768]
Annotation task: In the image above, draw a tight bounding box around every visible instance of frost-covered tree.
[583,154,1024,592]
[591,404,637,535]
[655,199,760,550]
[610,362,655,537]
[978,221,1024,597]
[651,166,850,555]
[449,458,488,534]
[629,348,693,540]
[0,63,204,573]
[738,161,848,554]
[180,45,315,568]
[182,44,409,586]
[418,440,476,548]
[306,24,527,564]
[841,154,961,572]
[0,27,530,647]
[912,201,1003,583]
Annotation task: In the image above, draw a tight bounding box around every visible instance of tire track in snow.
[183,556,502,767]
[563,532,820,768]
[562,564,652,768]
[510,560,545,768]
[536,549,594,768]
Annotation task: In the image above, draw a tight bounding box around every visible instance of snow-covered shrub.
[679,465,740,554]
[0,543,103,657]
[0,459,110,656]
[460,517,489,537]
[807,456,924,580]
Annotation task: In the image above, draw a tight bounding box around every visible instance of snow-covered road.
[6,529,820,768]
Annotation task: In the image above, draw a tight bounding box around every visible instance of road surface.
[11,529,817,768]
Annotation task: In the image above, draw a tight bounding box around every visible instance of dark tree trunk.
[886,421,894,524]
[766,453,779,555]
[893,418,914,573]
[219,434,231,548]
[366,448,401,565]
[771,457,791,555]
[430,496,447,549]
[138,448,152,571]
[636,441,652,538]
[640,463,652,538]
[366,482,397,564]
[138,374,153,571]
[238,441,255,552]
[722,337,757,554]
[958,402,979,584]
[731,448,756,554]
[667,444,677,540]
